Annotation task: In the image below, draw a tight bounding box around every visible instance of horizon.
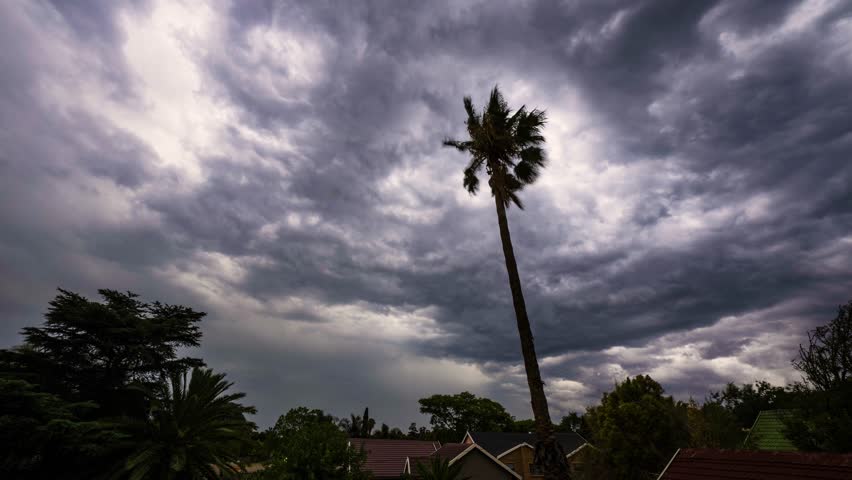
[1,0,850,429]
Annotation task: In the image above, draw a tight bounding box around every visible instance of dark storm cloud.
[2,0,850,426]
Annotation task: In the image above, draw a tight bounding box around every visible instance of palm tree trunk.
[493,188,571,480]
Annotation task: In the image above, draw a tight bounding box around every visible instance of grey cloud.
[1,0,850,428]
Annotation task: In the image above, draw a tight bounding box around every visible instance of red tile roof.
[432,443,472,461]
[659,448,852,480]
[350,438,440,479]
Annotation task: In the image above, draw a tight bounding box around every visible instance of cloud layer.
[1,0,850,427]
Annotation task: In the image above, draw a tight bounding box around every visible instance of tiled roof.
[350,438,440,479]
[406,455,432,474]
[745,410,798,451]
[468,431,587,457]
[658,448,852,480]
[432,443,472,461]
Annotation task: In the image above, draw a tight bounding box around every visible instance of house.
[349,438,441,479]
[657,448,852,479]
[406,443,521,480]
[744,410,797,451]
[462,431,591,479]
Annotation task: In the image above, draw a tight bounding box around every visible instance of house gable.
[407,443,521,480]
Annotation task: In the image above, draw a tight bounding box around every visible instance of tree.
[510,418,537,433]
[407,422,434,441]
[412,457,470,480]
[361,407,375,438]
[6,289,204,418]
[262,407,369,480]
[708,381,794,431]
[343,407,376,439]
[443,86,568,479]
[782,382,852,452]
[684,398,742,449]
[374,423,405,439]
[418,391,514,442]
[584,376,689,480]
[0,288,213,479]
[793,301,852,391]
[112,367,257,480]
[0,378,116,479]
[557,412,592,439]
[784,301,852,452]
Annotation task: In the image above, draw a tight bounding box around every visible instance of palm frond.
[504,174,526,210]
[463,96,476,118]
[463,167,480,195]
[444,85,548,207]
[515,146,546,184]
[112,367,256,480]
[443,139,472,152]
[516,108,547,147]
[463,101,482,141]
[507,105,527,131]
[487,85,510,118]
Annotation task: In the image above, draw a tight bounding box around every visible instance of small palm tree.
[112,367,257,480]
[444,86,570,479]
[414,457,471,480]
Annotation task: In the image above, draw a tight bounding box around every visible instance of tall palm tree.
[413,457,471,480]
[112,367,257,480]
[444,86,570,479]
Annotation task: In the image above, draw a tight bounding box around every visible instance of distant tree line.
[573,300,852,479]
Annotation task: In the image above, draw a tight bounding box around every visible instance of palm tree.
[443,86,570,479]
[112,367,257,480]
[413,457,471,480]
[345,407,376,438]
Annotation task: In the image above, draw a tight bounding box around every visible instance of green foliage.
[793,300,852,391]
[784,301,852,451]
[342,407,376,438]
[7,289,204,418]
[418,391,514,442]
[585,375,689,480]
[412,457,470,480]
[0,377,117,478]
[373,423,405,439]
[685,399,743,448]
[443,85,548,210]
[110,368,256,480]
[260,407,369,480]
[0,289,257,479]
[510,418,537,433]
[708,380,795,432]
[557,412,592,438]
[407,422,436,440]
[783,382,852,452]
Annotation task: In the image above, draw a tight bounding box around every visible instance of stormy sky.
[1,0,851,429]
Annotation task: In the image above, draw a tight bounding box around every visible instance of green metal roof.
[745,410,798,452]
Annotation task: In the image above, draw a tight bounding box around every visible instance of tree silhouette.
[443,86,569,479]
[112,368,256,480]
[785,300,852,452]
[16,288,204,418]
[361,407,375,438]
[344,407,376,438]
[794,300,852,391]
